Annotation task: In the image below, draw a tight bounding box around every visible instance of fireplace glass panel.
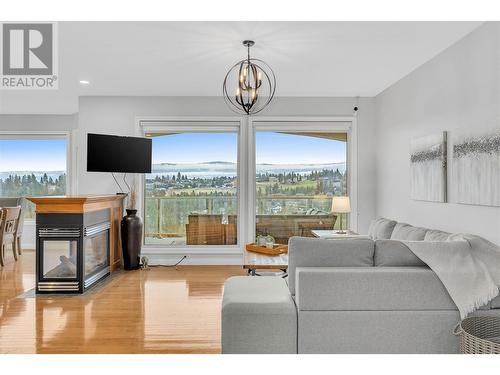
[84,231,109,278]
[42,240,78,279]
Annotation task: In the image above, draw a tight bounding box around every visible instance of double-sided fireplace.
[36,210,111,293]
[28,195,126,294]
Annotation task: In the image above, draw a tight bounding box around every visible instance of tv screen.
[87,133,152,173]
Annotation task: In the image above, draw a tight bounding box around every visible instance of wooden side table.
[243,251,288,276]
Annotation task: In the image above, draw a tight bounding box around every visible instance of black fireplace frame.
[36,210,111,294]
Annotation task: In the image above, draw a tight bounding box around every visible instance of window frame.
[138,116,358,255]
[0,130,73,222]
[248,117,358,240]
[139,117,245,254]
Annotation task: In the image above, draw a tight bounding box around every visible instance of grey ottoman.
[221,276,297,354]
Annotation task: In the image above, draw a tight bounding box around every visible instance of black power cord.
[140,255,187,270]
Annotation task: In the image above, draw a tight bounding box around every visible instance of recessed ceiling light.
[79,80,90,85]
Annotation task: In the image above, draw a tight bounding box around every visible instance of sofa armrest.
[295,266,457,311]
[288,236,374,295]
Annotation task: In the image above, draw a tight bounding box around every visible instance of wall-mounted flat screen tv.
[87,133,152,173]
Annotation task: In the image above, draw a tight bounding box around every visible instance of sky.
[0,139,67,172]
[152,133,238,163]
[256,132,346,164]
[0,133,346,172]
[151,132,346,164]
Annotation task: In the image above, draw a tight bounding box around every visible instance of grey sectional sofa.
[222,218,500,354]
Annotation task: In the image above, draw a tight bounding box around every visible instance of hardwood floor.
[0,250,246,353]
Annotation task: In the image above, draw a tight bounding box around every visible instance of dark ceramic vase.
[121,209,142,270]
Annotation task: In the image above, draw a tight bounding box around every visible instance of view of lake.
[148,161,346,179]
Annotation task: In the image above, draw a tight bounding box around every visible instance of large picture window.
[255,131,348,244]
[144,132,239,246]
[142,118,354,250]
[0,135,68,219]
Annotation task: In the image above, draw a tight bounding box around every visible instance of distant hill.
[256,162,346,175]
[150,161,346,178]
[1,161,347,181]
[201,161,234,165]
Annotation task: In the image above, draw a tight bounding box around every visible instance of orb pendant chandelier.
[223,40,276,115]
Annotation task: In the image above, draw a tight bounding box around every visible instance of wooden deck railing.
[144,195,340,243]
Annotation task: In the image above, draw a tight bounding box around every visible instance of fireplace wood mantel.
[28,194,127,214]
[27,195,127,291]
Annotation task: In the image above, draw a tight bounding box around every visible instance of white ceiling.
[0,21,482,114]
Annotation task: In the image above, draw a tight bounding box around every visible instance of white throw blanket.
[403,234,500,319]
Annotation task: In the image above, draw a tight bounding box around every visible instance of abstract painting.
[451,129,500,206]
[410,132,447,202]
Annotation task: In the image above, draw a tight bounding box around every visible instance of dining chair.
[0,197,24,256]
[0,206,21,267]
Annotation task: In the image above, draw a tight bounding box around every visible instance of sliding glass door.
[144,131,239,246]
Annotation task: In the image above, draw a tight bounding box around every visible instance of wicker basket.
[453,316,500,354]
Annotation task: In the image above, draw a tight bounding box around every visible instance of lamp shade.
[331,196,351,213]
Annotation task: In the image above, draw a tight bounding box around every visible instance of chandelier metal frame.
[223,40,276,115]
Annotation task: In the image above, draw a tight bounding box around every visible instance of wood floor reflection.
[0,251,245,353]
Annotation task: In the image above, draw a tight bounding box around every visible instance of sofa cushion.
[368,217,397,240]
[390,223,428,241]
[374,240,426,267]
[288,237,375,295]
[295,267,456,311]
[424,230,451,242]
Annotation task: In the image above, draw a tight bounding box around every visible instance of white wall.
[0,113,78,131]
[374,22,500,244]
